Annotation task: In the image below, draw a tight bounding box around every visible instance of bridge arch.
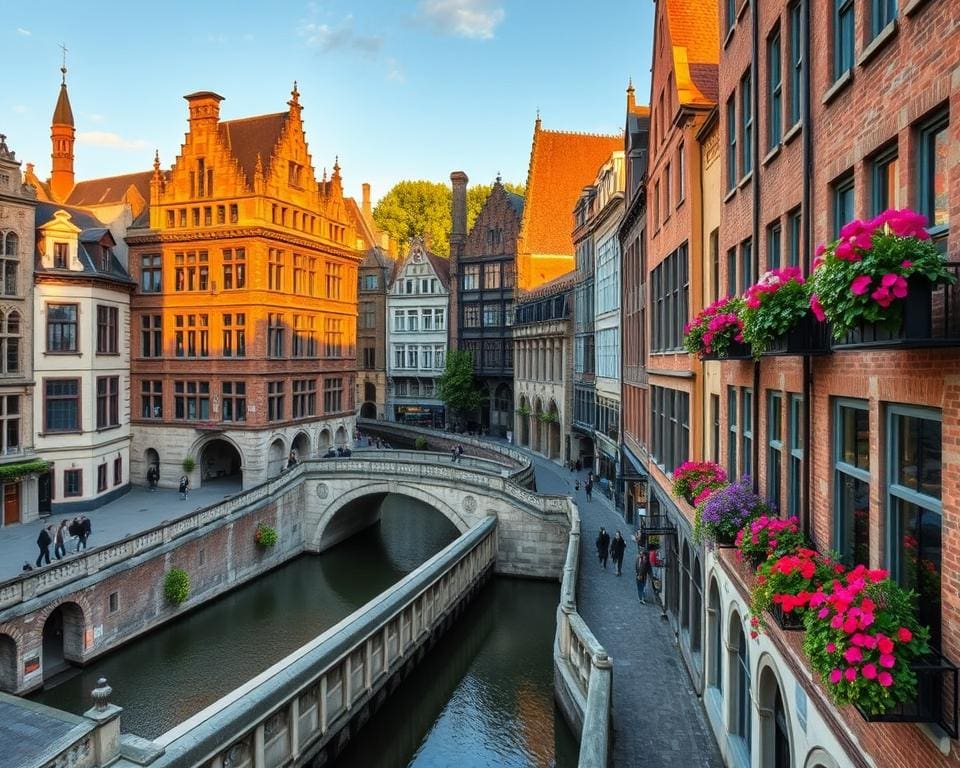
[0,632,16,691]
[41,600,86,679]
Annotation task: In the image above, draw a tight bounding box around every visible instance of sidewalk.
[496,442,722,768]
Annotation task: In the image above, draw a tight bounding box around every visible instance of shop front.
[394,404,445,428]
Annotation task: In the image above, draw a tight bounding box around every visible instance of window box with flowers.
[683,297,752,360]
[735,514,806,570]
[749,546,844,633]
[741,267,831,356]
[694,477,769,547]
[810,209,958,350]
[671,460,727,506]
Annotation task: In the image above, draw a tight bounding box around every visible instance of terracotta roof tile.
[65,171,152,208]
[516,269,577,303]
[665,0,719,106]
[218,112,288,187]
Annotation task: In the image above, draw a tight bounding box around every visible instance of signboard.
[23,656,39,675]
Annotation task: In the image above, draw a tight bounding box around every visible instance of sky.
[2,0,653,205]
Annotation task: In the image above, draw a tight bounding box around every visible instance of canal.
[35,494,576,767]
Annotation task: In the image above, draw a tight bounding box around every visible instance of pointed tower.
[50,64,75,202]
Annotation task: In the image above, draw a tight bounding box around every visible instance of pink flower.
[878,671,894,687]
[826,642,836,653]
[851,275,873,295]
[901,260,912,269]
[829,668,843,684]
[844,647,863,663]
[818,607,830,619]
[844,667,858,682]
[842,616,859,634]
[862,663,878,680]
[850,634,866,647]
[810,293,826,322]
[871,287,893,308]
[815,243,826,257]
[891,275,908,299]
[897,627,913,643]
[877,635,894,654]
[879,654,896,669]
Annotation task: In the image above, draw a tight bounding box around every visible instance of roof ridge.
[72,170,151,183]
[221,111,287,125]
[538,128,622,139]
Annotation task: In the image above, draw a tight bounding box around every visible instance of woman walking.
[610,531,627,576]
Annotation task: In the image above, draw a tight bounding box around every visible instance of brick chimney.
[183,91,224,132]
[362,183,372,220]
[448,171,468,353]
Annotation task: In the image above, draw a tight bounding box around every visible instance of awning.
[620,445,648,480]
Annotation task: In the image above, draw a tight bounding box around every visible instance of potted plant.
[516,403,532,417]
[802,564,930,717]
[671,460,727,506]
[182,456,196,474]
[735,514,806,570]
[741,267,830,355]
[750,547,844,633]
[809,209,956,346]
[255,524,278,548]
[683,297,750,360]
[694,477,769,546]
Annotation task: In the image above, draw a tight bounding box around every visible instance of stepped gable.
[218,112,288,188]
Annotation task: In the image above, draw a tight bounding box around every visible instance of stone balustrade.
[113,516,498,768]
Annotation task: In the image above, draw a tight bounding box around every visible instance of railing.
[554,498,612,768]
[116,517,498,768]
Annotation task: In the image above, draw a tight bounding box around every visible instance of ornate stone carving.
[462,495,477,513]
[316,482,330,499]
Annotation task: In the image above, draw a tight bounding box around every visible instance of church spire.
[50,50,76,202]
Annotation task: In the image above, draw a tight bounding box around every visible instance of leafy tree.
[372,180,524,258]
[437,350,485,427]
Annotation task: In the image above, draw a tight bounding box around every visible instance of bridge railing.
[114,516,498,768]
[554,498,612,768]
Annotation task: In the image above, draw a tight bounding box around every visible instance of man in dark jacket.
[596,527,610,569]
[36,525,52,567]
[77,516,92,552]
[635,547,653,604]
[610,531,627,576]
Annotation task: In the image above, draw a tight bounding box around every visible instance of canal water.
[34,494,576,767]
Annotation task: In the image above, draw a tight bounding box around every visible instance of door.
[3,483,19,526]
[38,472,52,515]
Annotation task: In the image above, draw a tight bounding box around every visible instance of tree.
[372,180,525,258]
[437,350,485,427]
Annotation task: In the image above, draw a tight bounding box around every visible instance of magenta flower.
[897,627,913,643]
[871,287,893,308]
[879,654,896,669]
[844,646,863,663]
[862,663,878,680]
[829,668,843,684]
[826,642,836,653]
[901,260,912,269]
[810,293,826,322]
[850,275,872,295]
[878,671,894,687]
[844,667,858,682]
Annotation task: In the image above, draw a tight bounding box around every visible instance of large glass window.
[888,407,942,648]
[767,222,782,270]
[741,71,753,176]
[727,96,737,191]
[0,311,20,375]
[742,389,754,480]
[140,253,161,292]
[96,376,120,429]
[728,386,739,478]
[735,621,752,752]
[919,112,949,230]
[650,244,688,352]
[788,395,804,520]
[768,27,782,149]
[787,208,802,268]
[740,239,753,292]
[47,304,78,353]
[462,264,480,291]
[96,305,118,355]
[835,400,870,566]
[174,381,210,420]
[871,147,899,216]
[768,391,783,511]
[789,2,803,125]
[833,172,855,237]
[834,0,855,80]
[45,378,80,432]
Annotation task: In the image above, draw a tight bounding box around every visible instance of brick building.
[125,86,361,490]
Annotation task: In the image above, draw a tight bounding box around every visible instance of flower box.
[770,604,805,631]
[701,340,753,360]
[715,530,738,548]
[854,649,959,738]
[762,312,832,356]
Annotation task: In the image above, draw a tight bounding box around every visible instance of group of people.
[30,516,92,569]
[595,526,659,605]
[450,444,465,463]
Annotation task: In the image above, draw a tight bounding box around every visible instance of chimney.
[448,171,468,354]
[183,91,224,130]
[362,183,372,219]
[450,171,468,244]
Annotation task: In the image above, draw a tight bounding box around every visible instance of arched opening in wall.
[690,557,703,658]
[758,665,792,768]
[364,382,377,403]
[267,438,286,478]
[199,439,243,491]
[532,399,543,455]
[707,580,723,695]
[318,429,332,452]
[547,400,561,460]
[578,435,595,471]
[42,602,85,679]
[292,432,310,461]
[144,447,160,476]
[360,402,377,419]
[727,612,752,756]
[334,426,348,447]
[680,541,691,633]
[0,633,16,692]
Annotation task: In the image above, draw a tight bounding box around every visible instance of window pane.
[839,405,869,469]
[895,498,941,648]
[838,475,870,566]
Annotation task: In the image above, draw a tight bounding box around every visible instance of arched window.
[0,312,18,375]
[680,541,691,631]
[708,582,722,694]
[774,686,790,768]
[733,619,752,752]
[690,557,703,654]
[3,232,17,256]
[1,234,16,297]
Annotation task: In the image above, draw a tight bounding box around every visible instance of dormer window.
[54,242,69,269]
[99,245,112,272]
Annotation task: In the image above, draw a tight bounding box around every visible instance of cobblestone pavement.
[489,440,723,768]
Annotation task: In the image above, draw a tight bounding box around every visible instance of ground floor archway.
[360,402,376,419]
[144,448,160,473]
[267,438,285,477]
[200,438,243,487]
[0,633,16,691]
[42,602,84,679]
[335,426,348,447]
[547,400,561,460]
[319,429,332,452]
[292,432,311,461]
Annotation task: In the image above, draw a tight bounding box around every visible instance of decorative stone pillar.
[83,678,123,767]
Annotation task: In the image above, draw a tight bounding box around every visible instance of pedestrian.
[147,465,159,491]
[35,525,52,567]
[54,519,68,560]
[457,444,464,463]
[596,527,610,569]
[588,470,594,484]
[585,480,593,501]
[69,516,81,551]
[635,546,652,604]
[78,516,92,551]
[287,450,298,469]
[611,531,627,576]
[575,479,581,492]
[179,474,190,500]
[575,458,582,472]
[451,446,458,462]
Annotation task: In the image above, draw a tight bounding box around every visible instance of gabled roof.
[65,171,152,208]
[360,245,394,271]
[663,0,719,106]
[35,202,103,232]
[519,123,622,258]
[424,250,450,289]
[504,189,524,217]
[218,112,288,186]
[34,203,133,284]
[346,196,386,251]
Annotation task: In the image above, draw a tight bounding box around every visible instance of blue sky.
[3,0,652,204]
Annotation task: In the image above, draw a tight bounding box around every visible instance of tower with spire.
[50,61,75,202]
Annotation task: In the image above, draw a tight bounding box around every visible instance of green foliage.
[414,436,429,451]
[740,269,811,355]
[255,524,278,548]
[0,459,52,483]
[537,411,559,423]
[164,568,190,605]
[437,350,485,423]
[181,456,196,474]
[516,404,532,417]
[372,180,525,257]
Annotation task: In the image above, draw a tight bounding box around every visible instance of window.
[174,381,210,420]
[735,622,752,752]
[871,147,899,215]
[650,385,689,472]
[435,345,445,369]
[64,469,82,497]
[141,380,162,419]
[325,262,342,299]
[919,112,949,230]
[728,386,739,478]
[726,247,737,298]
[47,304,78,352]
[173,250,209,291]
[406,309,419,332]
[362,347,376,369]
[141,253,161,292]
[462,264,480,291]
[363,274,378,291]
[834,399,870,567]
[708,584,723,694]
[726,96,737,190]
[789,2,802,125]
[872,0,896,37]
[221,382,246,422]
[96,305,118,354]
[650,244,689,353]
[109,592,119,613]
[293,379,317,418]
[742,389,753,479]
[768,27,782,148]
[677,144,686,203]
[596,328,620,379]
[740,239,753,292]
[741,71,753,176]
[483,304,501,327]
[833,172,855,237]
[407,345,419,369]
[141,314,162,358]
[268,313,285,358]
[268,381,285,421]
[174,314,209,358]
[483,263,501,289]
[293,254,306,295]
[482,340,501,369]
[324,317,343,357]
[788,395,804,520]
[595,236,620,314]
[834,0,855,80]
[653,181,661,228]
[767,392,783,510]
[229,204,238,224]
[97,464,108,493]
[767,222,782,270]
[222,248,246,289]
[222,313,246,358]
[54,241,69,268]
[324,378,343,413]
[463,304,480,328]
[114,456,122,486]
[0,311,19,375]
[787,208,801,267]
[887,407,942,648]
[96,376,120,429]
[393,309,405,332]
[665,162,672,214]
[44,379,80,432]
[268,249,284,291]
[711,393,721,464]
[359,302,375,329]
[725,0,735,33]
[0,395,19,454]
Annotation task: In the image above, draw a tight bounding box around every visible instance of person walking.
[179,474,190,500]
[611,531,627,576]
[575,479,581,492]
[635,546,652,604]
[78,516,92,551]
[451,447,458,462]
[147,465,159,491]
[69,517,82,551]
[54,519,68,560]
[457,444,464,463]
[585,480,593,501]
[36,525,52,567]
[596,527,610,569]
[287,450,298,469]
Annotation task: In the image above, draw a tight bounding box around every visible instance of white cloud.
[417,0,504,39]
[77,131,150,150]
[11,105,27,114]
[16,27,30,37]
[85,113,105,123]
[298,12,382,54]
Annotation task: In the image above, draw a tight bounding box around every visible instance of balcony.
[701,340,753,361]
[832,267,960,350]
[762,312,832,356]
